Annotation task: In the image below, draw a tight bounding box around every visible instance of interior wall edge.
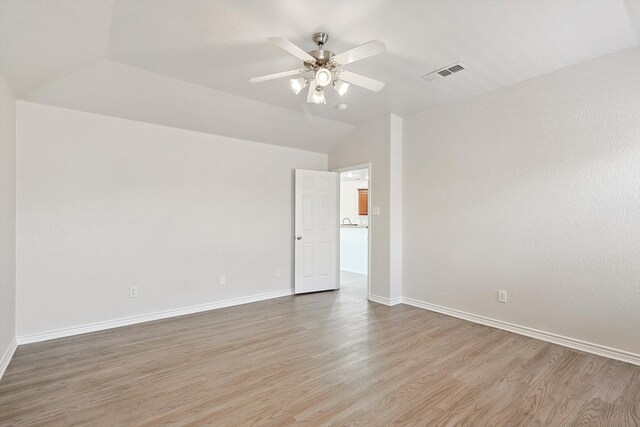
[368,294,403,307]
[0,70,17,384]
[16,288,293,346]
[0,338,17,382]
[388,114,403,300]
[402,296,640,366]
[16,100,333,157]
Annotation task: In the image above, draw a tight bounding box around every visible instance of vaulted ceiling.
[1,0,639,152]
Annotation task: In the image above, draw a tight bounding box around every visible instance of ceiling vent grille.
[422,62,467,82]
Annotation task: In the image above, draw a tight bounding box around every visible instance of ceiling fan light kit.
[333,80,350,97]
[315,68,332,87]
[289,77,308,94]
[310,86,326,104]
[250,32,386,106]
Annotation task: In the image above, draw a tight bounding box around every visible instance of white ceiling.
[1,0,639,152]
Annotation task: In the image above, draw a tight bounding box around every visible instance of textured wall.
[403,46,640,354]
[329,115,391,299]
[0,72,16,364]
[16,102,327,337]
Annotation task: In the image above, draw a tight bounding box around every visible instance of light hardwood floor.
[339,270,368,298]
[1,275,639,426]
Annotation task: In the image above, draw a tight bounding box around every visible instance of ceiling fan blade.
[331,40,386,66]
[338,70,385,92]
[268,37,316,63]
[249,69,308,83]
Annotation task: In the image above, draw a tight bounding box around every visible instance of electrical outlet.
[219,275,226,286]
[275,269,281,278]
[497,290,507,303]
[129,286,138,298]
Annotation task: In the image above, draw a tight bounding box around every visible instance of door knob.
[296,236,302,240]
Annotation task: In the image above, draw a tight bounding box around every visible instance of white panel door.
[294,169,338,294]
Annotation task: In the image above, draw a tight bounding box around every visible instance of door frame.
[333,163,372,300]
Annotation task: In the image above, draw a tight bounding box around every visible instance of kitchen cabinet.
[358,188,368,216]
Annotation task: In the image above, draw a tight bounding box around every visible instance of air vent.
[422,62,467,82]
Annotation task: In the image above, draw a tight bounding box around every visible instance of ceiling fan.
[249,32,386,105]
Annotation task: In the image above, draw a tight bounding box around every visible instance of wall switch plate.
[129,286,138,298]
[219,275,226,286]
[498,290,507,303]
[275,269,281,278]
[372,207,380,216]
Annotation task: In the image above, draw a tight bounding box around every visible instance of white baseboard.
[17,289,293,345]
[369,294,403,306]
[0,337,18,381]
[13,290,638,367]
[402,297,640,366]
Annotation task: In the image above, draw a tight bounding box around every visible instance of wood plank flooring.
[1,274,639,426]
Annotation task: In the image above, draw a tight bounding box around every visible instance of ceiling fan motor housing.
[306,32,335,68]
[312,32,329,46]
[306,50,334,67]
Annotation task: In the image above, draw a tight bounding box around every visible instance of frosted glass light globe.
[315,68,332,87]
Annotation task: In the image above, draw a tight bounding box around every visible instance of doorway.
[336,164,371,299]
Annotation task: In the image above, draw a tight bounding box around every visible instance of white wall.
[24,60,353,154]
[403,46,640,355]
[16,102,327,337]
[329,115,403,302]
[0,71,16,372]
[389,116,403,301]
[330,116,391,299]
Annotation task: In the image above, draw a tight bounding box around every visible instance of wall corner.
[389,115,403,300]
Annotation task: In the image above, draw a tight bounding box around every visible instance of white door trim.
[334,163,372,300]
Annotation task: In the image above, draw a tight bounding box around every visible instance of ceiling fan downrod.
[307,32,334,67]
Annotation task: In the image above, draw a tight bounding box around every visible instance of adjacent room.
[339,167,369,299]
[0,0,639,425]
